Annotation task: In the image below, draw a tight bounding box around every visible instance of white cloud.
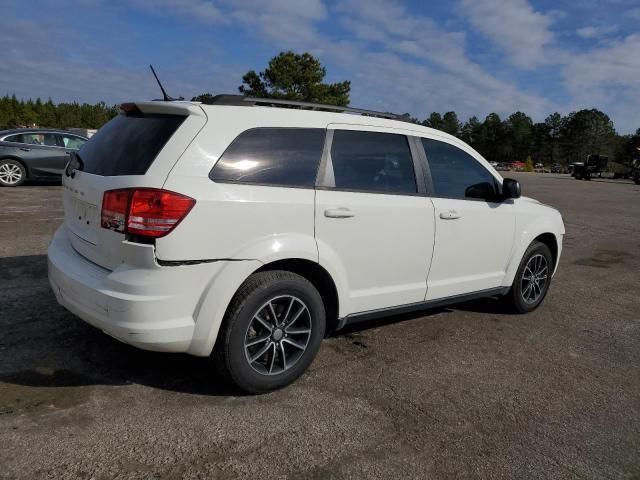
[627,8,640,20]
[225,0,327,21]
[0,15,242,105]
[459,0,555,69]
[119,0,553,123]
[128,0,328,45]
[332,0,551,118]
[562,34,640,132]
[576,25,619,39]
[563,33,640,96]
[129,0,225,24]
[227,0,327,47]
[1,0,638,132]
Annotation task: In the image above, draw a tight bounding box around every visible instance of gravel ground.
[0,173,638,479]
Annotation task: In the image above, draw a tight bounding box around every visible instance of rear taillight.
[101,189,130,233]
[101,188,195,239]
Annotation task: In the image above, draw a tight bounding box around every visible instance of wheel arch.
[187,256,344,357]
[533,232,558,270]
[0,156,30,177]
[254,258,341,336]
[504,223,563,287]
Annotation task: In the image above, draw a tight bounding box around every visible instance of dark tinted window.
[78,113,185,176]
[211,128,325,187]
[22,133,58,146]
[422,138,497,199]
[330,130,416,194]
[4,134,23,143]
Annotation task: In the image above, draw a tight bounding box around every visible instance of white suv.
[48,96,565,393]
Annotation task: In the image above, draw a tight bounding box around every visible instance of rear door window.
[22,133,58,146]
[77,113,185,176]
[210,128,325,187]
[329,130,417,194]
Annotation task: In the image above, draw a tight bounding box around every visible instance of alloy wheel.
[0,163,23,185]
[521,254,548,304]
[244,295,312,376]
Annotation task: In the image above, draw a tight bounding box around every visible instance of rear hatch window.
[77,113,185,176]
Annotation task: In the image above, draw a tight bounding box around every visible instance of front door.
[419,138,515,300]
[315,127,435,315]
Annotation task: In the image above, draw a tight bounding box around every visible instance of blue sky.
[2,0,639,132]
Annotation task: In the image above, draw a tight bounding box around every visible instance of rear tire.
[213,270,326,394]
[504,241,553,314]
[0,159,26,187]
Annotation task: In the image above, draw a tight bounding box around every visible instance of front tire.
[504,241,553,313]
[0,159,26,187]
[213,270,326,393]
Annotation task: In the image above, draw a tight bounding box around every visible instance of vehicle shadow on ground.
[0,255,240,397]
[0,254,512,397]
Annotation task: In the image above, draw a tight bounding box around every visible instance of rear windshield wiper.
[65,151,84,178]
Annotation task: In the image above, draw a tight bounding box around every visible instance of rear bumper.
[47,226,204,353]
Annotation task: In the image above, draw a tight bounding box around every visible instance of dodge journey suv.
[48,96,565,393]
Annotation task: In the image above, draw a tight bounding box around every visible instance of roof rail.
[200,94,407,121]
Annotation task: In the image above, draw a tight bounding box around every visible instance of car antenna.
[149,64,183,101]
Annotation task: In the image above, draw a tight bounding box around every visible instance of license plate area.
[64,194,99,245]
[72,198,98,227]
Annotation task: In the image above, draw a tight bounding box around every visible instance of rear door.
[419,137,515,300]
[0,134,27,162]
[62,102,206,270]
[16,132,65,177]
[315,126,435,315]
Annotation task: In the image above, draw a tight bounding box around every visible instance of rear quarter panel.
[159,107,324,264]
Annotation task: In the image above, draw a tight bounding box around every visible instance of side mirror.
[502,178,521,199]
[465,182,497,201]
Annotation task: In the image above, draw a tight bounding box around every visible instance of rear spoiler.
[119,101,205,117]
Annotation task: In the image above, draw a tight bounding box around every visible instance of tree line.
[417,109,639,166]
[3,51,638,166]
[0,95,118,131]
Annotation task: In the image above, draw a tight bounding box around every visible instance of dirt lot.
[0,174,638,479]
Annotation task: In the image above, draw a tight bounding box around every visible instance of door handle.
[439,210,461,220]
[65,151,72,155]
[324,208,355,219]
[20,147,31,152]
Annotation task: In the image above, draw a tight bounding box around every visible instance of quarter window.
[3,134,23,143]
[330,130,417,194]
[211,128,325,187]
[421,138,497,199]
